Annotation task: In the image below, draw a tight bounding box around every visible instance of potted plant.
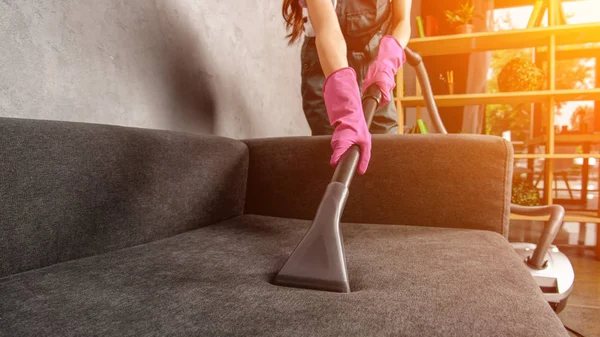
[497,58,545,92]
[444,1,480,34]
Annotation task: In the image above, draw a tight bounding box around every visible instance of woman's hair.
[282,0,304,44]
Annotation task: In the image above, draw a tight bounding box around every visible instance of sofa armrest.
[243,133,513,236]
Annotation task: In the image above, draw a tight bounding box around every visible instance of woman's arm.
[305,0,347,77]
[390,0,412,48]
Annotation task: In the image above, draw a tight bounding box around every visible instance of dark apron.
[301,0,397,135]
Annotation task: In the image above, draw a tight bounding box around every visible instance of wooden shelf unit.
[397,0,600,230]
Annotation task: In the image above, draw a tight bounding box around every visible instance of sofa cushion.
[0,215,566,336]
[0,117,248,278]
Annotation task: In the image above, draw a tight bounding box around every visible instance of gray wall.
[0,0,310,138]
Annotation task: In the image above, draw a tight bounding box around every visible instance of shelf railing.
[398,88,600,108]
[406,22,600,57]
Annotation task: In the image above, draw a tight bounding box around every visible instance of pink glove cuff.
[377,35,406,69]
[322,67,372,175]
[323,67,362,125]
[362,35,406,107]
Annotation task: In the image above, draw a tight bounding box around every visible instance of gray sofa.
[0,116,567,336]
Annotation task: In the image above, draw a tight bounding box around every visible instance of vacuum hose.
[403,48,448,134]
[512,204,566,270]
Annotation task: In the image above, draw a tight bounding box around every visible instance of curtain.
[461,0,494,134]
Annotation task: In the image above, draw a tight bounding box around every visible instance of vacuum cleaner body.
[511,242,574,313]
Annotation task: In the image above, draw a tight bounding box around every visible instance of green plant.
[444,2,480,25]
[485,103,530,141]
[511,177,541,206]
[497,58,545,92]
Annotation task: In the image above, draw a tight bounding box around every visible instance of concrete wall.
[0,0,310,138]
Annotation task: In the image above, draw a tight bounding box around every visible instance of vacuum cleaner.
[274,46,575,314]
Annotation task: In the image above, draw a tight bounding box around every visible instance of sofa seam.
[501,138,510,238]
[239,140,251,216]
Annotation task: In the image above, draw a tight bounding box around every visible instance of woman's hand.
[323,68,371,175]
[362,35,406,107]
[306,0,372,174]
[362,0,412,107]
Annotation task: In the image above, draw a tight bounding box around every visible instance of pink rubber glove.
[362,35,406,107]
[323,67,371,175]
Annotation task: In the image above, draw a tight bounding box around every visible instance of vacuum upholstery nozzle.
[273,84,382,293]
[274,182,350,292]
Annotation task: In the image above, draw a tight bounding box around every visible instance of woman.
[283,0,411,175]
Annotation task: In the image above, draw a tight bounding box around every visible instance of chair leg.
[535,170,543,188]
[596,223,600,261]
[578,222,586,256]
[562,173,574,199]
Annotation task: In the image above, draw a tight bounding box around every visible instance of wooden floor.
[558,247,600,337]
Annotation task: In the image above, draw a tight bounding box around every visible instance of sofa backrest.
[244,134,513,236]
[0,117,248,278]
